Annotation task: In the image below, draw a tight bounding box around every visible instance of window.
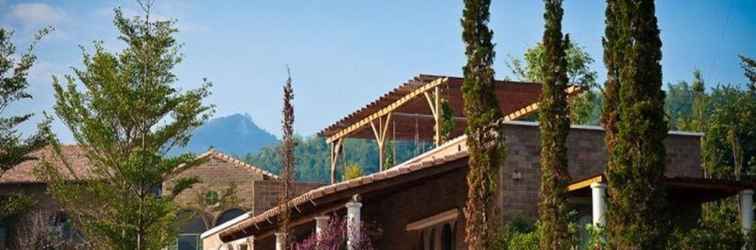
[177,234,200,250]
[216,208,244,226]
[177,210,207,250]
[406,209,458,250]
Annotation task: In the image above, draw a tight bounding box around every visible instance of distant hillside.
[175,113,278,156]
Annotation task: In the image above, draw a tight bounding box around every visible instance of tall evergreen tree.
[39,7,214,249]
[605,0,669,248]
[278,68,295,247]
[601,0,626,152]
[537,0,571,249]
[460,0,506,248]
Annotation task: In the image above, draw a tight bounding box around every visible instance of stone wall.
[251,180,323,215]
[499,123,702,220]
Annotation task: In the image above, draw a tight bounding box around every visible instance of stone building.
[211,75,754,250]
[0,146,320,250]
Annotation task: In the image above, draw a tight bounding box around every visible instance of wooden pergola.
[318,74,580,183]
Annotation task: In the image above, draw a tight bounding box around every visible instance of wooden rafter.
[423,86,441,146]
[325,77,449,143]
[504,85,583,121]
[329,138,343,184]
[370,113,392,171]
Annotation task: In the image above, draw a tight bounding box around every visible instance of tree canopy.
[39,7,214,250]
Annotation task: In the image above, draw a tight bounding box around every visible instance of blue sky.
[3,0,755,142]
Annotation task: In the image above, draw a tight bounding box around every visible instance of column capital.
[346,201,362,209]
[742,189,754,195]
[590,182,607,189]
[315,215,330,221]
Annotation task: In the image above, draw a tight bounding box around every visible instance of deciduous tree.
[0,27,49,179]
[38,6,213,249]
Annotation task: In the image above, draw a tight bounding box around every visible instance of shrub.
[292,215,375,250]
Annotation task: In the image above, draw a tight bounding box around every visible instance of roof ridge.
[206,150,279,179]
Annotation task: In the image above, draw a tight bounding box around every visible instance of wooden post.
[370,113,392,171]
[330,138,343,184]
[423,86,441,146]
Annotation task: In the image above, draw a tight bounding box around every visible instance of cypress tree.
[605,0,669,248]
[601,0,626,151]
[538,0,571,249]
[460,0,506,248]
[278,68,295,247]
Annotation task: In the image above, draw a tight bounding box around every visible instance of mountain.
[176,113,279,156]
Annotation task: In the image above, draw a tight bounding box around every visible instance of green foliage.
[671,70,707,131]
[38,8,213,250]
[0,193,35,219]
[246,136,432,183]
[342,163,364,180]
[505,32,599,125]
[493,213,603,250]
[537,0,572,249]
[702,84,756,180]
[183,184,241,229]
[278,69,296,244]
[439,98,456,142]
[604,0,670,248]
[506,39,597,89]
[0,27,50,178]
[582,224,607,250]
[667,200,744,250]
[461,0,507,248]
[740,55,756,92]
[492,217,540,250]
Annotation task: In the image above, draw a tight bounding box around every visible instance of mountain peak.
[175,113,279,156]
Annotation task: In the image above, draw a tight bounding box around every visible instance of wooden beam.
[370,114,392,171]
[392,112,466,121]
[567,175,604,192]
[329,139,343,184]
[423,87,442,146]
[406,208,459,231]
[326,77,448,143]
[504,85,583,121]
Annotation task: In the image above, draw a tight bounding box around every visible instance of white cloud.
[10,3,64,26]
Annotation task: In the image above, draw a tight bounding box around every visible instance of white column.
[315,216,330,240]
[275,232,286,250]
[741,189,754,235]
[591,182,607,226]
[346,200,363,250]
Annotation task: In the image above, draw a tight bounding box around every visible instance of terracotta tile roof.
[183,149,279,179]
[220,133,470,241]
[0,145,94,184]
[0,146,277,184]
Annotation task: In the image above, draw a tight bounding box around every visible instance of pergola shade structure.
[317,74,582,183]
